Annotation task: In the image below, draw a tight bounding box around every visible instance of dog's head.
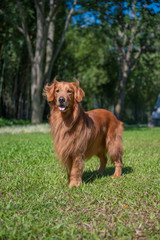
[44,78,85,113]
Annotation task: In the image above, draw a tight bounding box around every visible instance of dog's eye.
[56,89,59,93]
[67,89,72,93]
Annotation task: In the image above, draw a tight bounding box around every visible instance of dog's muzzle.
[58,97,69,112]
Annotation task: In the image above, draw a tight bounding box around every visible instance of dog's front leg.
[69,155,84,188]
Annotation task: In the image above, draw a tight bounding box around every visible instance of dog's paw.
[69,179,82,188]
[111,173,121,178]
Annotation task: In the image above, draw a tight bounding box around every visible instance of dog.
[44,79,123,188]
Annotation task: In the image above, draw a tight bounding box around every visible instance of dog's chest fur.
[50,104,94,163]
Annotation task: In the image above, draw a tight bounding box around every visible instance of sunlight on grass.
[0,127,160,239]
[0,123,50,135]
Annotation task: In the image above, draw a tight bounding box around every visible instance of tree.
[78,0,160,120]
[16,0,77,123]
[111,0,160,119]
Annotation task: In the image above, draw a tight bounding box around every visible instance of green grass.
[0,128,160,239]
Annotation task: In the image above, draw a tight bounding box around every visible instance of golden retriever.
[44,79,123,188]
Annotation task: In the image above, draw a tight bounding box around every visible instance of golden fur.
[45,79,123,188]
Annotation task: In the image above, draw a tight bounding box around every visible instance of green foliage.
[0,118,31,127]
[57,26,118,110]
[0,128,160,239]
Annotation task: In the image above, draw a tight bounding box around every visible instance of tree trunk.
[115,84,126,120]
[31,93,43,123]
[115,58,128,120]
[113,0,139,120]
[31,62,44,124]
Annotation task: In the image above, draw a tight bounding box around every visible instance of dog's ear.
[44,77,57,102]
[74,80,85,103]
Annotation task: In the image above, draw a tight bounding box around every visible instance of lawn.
[0,127,160,239]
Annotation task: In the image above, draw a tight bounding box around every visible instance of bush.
[0,118,31,127]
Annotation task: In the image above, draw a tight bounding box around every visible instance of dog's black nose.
[59,97,65,103]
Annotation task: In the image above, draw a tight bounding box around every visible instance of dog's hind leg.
[107,124,123,178]
[107,137,123,177]
[97,153,107,174]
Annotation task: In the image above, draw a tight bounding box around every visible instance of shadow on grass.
[82,166,133,183]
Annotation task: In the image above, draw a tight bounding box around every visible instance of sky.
[72,1,160,26]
